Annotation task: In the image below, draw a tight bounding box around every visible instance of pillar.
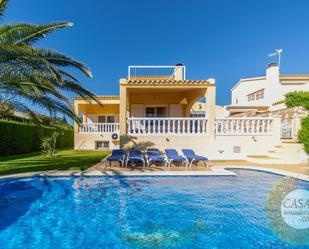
[119,79,127,135]
[205,80,216,139]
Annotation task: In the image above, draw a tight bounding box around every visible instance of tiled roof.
[124,79,213,86]
[226,105,269,110]
[74,96,119,100]
[280,74,309,80]
[272,99,285,106]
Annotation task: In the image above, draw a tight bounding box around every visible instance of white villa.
[74,64,308,164]
[228,63,309,115]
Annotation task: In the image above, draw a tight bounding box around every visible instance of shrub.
[299,116,309,153]
[41,132,59,157]
[0,119,73,156]
[285,91,309,153]
[285,91,309,109]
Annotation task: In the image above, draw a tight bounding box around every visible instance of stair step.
[282,140,299,144]
[247,155,270,159]
[247,142,308,165]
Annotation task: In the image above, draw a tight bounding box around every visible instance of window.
[95,141,109,149]
[97,115,115,123]
[145,107,166,117]
[247,89,264,102]
[98,115,106,123]
[106,116,115,123]
[190,112,206,118]
[145,107,155,117]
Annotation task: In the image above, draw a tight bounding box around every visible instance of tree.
[0,0,99,123]
[285,91,309,153]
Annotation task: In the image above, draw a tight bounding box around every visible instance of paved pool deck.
[1,160,308,182]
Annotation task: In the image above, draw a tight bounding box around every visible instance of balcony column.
[205,81,216,139]
[119,79,128,135]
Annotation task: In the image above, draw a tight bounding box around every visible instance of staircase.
[247,141,308,165]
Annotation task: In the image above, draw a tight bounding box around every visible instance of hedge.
[0,119,74,156]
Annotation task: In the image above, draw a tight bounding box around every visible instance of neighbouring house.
[227,63,309,140]
[74,64,308,163]
[230,63,309,110]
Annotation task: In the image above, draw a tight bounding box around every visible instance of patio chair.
[182,149,208,168]
[146,149,167,167]
[125,149,146,167]
[105,149,125,167]
[165,149,188,167]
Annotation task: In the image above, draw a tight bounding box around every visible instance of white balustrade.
[215,118,273,136]
[79,123,120,133]
[127,117,207,135]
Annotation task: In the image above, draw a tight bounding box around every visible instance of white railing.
[79,123,120,133]
[127,117,207,135]
[215,118,273,136]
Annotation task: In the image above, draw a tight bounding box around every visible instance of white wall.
[232,77,269,105]
[74,133,119,150]
[280,83,309,96]
[231,65,309,107]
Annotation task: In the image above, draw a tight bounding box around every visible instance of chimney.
[266,62,279,80]
[174,63,184,80]
[265,62,280,104]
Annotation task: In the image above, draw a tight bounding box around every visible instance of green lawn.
[0,149,109,176]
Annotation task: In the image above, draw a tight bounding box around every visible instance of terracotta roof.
[124,79,213,86]
[226,105,269,111]
[272,99,285,106]
[280,74,309,80]
[74,96,119,100]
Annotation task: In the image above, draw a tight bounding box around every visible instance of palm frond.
[0,22,72,45]
[0,3,98,124]
[2,99,41,123]
[0,0,8,21]
[34,48,93,78]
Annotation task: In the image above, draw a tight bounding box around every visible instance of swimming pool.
[0,170,308,248]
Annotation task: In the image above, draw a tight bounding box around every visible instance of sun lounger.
[146,149,167,167]
[105,149,125,167]
[182,149,208,167]
[165,149,188,167]
[125,149,146,167]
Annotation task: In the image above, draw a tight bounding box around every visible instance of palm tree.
[0,0,99,122]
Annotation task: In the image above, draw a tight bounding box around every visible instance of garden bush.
[0,119,73,156]
[285,91,309,153]
[299,116,309,153]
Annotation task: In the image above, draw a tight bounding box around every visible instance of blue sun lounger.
[105,149,125,167]
[165,149,188,167]
[125,149,146,167]
[182,149,208,167]
[146,149,167,167]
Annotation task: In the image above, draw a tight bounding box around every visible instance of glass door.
[145,106,167,133]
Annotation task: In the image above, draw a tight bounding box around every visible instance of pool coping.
[213,165,309,182]
[0,165,309,181]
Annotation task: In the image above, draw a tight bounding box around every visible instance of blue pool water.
[0,170,309,249]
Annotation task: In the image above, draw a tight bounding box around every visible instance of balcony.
[127,117,207,135]
[79,123,120,133]
[215,118,273,136]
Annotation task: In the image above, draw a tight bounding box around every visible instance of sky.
[5,0,309,106]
